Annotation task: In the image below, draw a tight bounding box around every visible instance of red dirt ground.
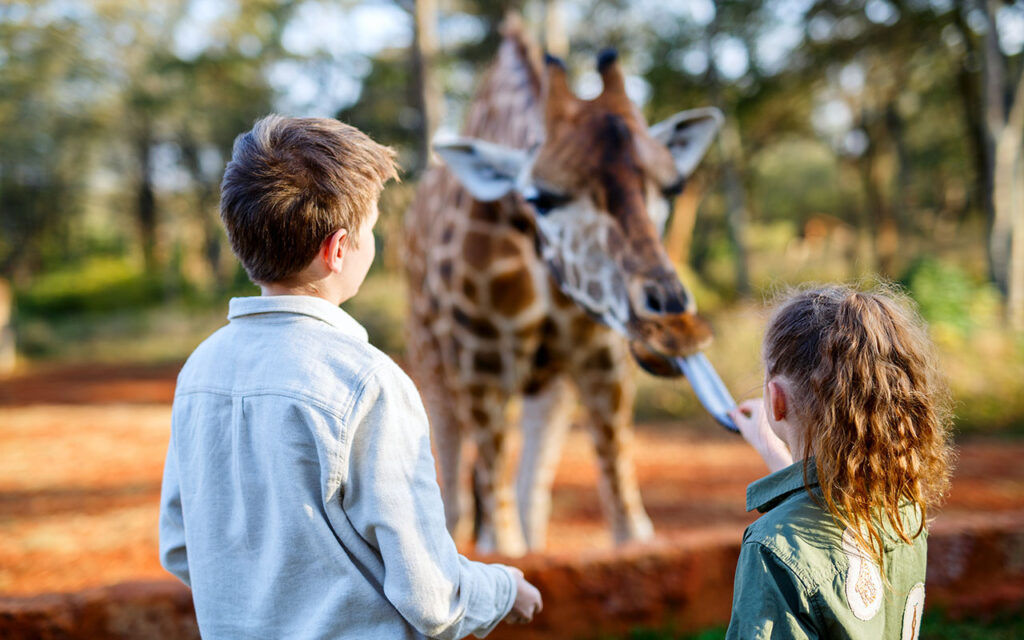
[2,363,1023,596]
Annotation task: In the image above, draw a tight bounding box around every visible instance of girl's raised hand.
[729,399,794,473]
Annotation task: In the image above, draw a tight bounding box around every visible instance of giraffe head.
[436,50,722,373]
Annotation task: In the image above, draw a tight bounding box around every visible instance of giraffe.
[405,18,723,556]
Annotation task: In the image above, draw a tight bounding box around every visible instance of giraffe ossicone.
[406,17,724,555]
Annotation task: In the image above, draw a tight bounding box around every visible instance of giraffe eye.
[526,190,572,215]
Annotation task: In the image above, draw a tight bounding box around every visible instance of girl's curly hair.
[764,284,954,573]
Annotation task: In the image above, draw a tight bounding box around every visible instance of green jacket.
[725,459,927,640]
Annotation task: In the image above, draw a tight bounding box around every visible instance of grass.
[609,606,1024,639]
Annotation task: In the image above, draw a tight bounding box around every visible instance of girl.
[725,285,954,639]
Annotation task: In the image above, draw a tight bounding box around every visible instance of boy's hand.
[729,399,793,473]
[504,568,542,624]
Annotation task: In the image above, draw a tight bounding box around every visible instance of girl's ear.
[767,379,788,422]
[323,228,349,274]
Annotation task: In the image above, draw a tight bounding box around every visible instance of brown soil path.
[2,364,1022,596]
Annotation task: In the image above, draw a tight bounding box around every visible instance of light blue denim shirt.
[160,295,516,640]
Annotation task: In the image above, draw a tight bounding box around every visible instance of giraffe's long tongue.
[675,353,739,433]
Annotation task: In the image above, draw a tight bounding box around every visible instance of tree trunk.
[855,122,897,276]
[704,22,750,298]
[411,0,441,174]
[181,135,225,291]
[0,278,14,375]
[543,0,568,58]
[994,75,1024,329]
[885,100,912,234]
[954,23,996,226]
[135,126,157,272]
[719,142,751,297]
[972,0,1011,293]
[1009,159,1024,330]
[664,176,703,266]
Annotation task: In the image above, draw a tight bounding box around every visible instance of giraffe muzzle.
[626,306,712,357]
[628,341,739,433]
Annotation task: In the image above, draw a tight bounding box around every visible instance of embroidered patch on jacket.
[842,527,883,620]
[901,582,925,640]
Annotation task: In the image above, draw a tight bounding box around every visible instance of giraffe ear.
[649,107,724,178]
[434,138,528,202]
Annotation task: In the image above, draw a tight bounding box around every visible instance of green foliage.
[606,607,1024,639]
[902,256,1001,339]
[14,303,228,363]
[890,256,1024,435]
[11,270,407,364]
[749,140,847,227]
[341,273,408,357]
[14,257,168,317]
[919,608,1024,639]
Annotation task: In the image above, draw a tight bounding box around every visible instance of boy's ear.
[434,137,528,202]
[767,379,788,422]
[323,228,349,273]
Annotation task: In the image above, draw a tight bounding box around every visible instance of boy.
[159,115,542,639]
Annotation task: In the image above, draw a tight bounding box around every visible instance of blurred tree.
[161,8,290,289]
[784,1,965,275]
[0,3,95,282]
[3,0,1022,332]
[0,0,297,291]
[706,2,751,297]
[956,0,1024,328]
[110,0,292,287]
[411,0,442,172]
[542,0,568,58]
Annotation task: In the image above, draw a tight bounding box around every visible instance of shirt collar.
[227,295,369,342]
[746,458,819,513]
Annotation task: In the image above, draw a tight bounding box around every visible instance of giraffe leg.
[466,387,526,556]
[577,345,654,545]
[516,376,575,550]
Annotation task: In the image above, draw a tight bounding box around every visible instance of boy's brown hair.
[220,115,399,284]
[764,283,954,579]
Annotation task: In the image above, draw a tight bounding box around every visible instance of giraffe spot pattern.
[473,350,504,375]
[463,231,492,270]
[490,268,536,316]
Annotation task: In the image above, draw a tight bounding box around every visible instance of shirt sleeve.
[725,541,820,640]
[158,435,191,588]
[342,363,517,640]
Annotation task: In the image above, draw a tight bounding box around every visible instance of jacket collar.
[227,295,369,342]
[746,458,819,513]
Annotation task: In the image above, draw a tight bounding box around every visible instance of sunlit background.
[2,0,1024,637]
[3,0,1022,431]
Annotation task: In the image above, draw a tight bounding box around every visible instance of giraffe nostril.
[663,292,687,314]
[643,285,688,315]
